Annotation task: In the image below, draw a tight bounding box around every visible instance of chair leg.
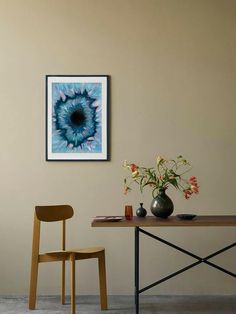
[29,258,39,309]
[61,260,65,304]
[98,250,108,310]
[70,254,76,314]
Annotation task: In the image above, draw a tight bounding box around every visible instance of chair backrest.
[35,205,74,222]
[32,205,74,256]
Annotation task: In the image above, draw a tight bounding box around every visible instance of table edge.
[91,215,236,227]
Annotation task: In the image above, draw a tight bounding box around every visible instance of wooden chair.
[29,205,107,314]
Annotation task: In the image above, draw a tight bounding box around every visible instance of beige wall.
[0,0,235,295]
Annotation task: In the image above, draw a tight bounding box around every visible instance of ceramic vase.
[136,203,147,217]
[150,188,174,218]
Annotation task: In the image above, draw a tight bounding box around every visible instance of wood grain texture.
[91,215,236,227]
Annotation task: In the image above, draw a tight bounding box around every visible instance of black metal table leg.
[135,226,139,314]
[133,227,235,312]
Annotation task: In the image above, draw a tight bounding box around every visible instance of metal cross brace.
[137,227,236,295]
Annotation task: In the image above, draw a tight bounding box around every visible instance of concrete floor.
[0,295,235,314]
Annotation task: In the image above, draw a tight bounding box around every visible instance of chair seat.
[44,247,105,255]
[69,247,105,254]
[39,247,105,262]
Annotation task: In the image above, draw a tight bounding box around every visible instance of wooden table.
[92,215,236,314]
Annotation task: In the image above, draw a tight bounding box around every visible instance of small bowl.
[176,214,196,220]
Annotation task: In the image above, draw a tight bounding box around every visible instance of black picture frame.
[46,75,110,161]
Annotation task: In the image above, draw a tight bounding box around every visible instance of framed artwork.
[46,75,109,161]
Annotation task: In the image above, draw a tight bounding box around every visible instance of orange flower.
[184,189,193,199]
[191,185,199,193]
[188,176,199,194]
[130,163,138,173]
[189,176,197,185]
[124,186,129,195]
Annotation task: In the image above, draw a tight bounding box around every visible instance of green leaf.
[168,178,179,189]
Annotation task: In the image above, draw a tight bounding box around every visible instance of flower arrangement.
[123,155,199,199]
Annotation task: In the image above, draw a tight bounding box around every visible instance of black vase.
[150,188,174,218]
[136,203,147,217]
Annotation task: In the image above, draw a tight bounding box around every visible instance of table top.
[91,215,236,227]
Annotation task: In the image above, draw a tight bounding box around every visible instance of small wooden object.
[125,205,133,220]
